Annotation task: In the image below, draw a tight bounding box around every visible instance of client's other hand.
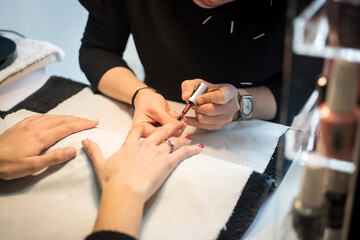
[0,114,99,180]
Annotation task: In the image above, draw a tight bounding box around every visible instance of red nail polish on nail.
[185,135,191,140]
[198,144,204,148]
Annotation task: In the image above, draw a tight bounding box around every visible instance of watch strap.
[238,88,250,97]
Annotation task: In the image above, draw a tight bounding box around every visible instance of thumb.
[169,110,179,118]
[181,79,203,101]
[24,147,78,176]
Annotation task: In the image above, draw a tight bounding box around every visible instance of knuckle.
[182,147,192,156]
[234,104,240,112]
[22,125,35,132]
[201,105,214,115]
[226,116,233,124]
[141,139,154,149]
[27,160,42,173]
[182,80,190,87]
[209,124,222,130]
[217,94,226,103]
[165,159,175,169]
[196,114,205,124]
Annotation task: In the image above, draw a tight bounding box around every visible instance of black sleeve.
[262,71,282,123]
[79,0,131,92]
[85,231,136,240]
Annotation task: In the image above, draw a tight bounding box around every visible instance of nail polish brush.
[177,82,208,120]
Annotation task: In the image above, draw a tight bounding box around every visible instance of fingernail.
[65,148,76,158]
[198,144,204,148]
[82,139,89,149]
[197,97,204,105]
[185,135,191,140]
[92,119,99,123]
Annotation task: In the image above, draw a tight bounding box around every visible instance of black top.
[79,0,287,120]
[86,231,136,240]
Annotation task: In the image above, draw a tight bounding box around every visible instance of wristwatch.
[237,88,254,120]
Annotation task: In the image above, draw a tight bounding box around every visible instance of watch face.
[241,96,254,118]
[243,99,253,115]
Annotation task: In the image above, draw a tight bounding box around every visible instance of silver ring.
[163,139,174,153]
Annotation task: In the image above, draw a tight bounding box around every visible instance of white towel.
[0,87,288,240]
[0,38,64,86]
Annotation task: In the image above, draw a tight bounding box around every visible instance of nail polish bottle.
[323,169,350,240]
[317,60,358,161]
[292,163,327,240]
[317,59,359,239]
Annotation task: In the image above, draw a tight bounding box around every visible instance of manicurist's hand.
[82,120,203,238]
[181,79,240,130]
[133,88,185,137]
[0,114,99,180]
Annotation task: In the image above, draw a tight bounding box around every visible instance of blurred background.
[0,0,144,85]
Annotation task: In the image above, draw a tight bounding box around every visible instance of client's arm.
[82,120,203,239]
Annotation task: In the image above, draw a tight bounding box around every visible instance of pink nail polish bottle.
[317,60,359,161]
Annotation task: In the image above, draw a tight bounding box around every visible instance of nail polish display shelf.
[293,0,360,63]
[284,89,357,174]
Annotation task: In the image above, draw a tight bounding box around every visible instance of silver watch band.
[238,88,250,96]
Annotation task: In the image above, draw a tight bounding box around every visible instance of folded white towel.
[0,38,64,85]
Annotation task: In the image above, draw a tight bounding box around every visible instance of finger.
[35,115,98,132]
[170,121,187,138]
[146,120,185,144]
[169,144,204,166]
[125,124,145,142]
[82,139,107,174]
[41,119,99,149]
[158,136,191,153]
[141,123,157,137]
[168,110,179,118]
[197,87,233,105]
[23,147,78,176]
[181,79,203,101]
[151,106,175,126]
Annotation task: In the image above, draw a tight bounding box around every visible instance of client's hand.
[181,79,239,130]
[132,88,184,137]
[82,120,203,238]
[0,114,99,180]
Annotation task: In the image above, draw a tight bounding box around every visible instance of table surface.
[0,74,304,240]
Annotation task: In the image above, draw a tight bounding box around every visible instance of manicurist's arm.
[79,2,180,137]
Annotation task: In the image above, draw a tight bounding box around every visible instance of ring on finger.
[162,139,175,153]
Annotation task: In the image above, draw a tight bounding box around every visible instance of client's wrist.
[104,177,147,203]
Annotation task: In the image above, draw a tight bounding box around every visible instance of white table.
[0,74,302,240]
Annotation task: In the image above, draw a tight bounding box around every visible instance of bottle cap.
[326,60,358,113]
[187,82,208,105]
